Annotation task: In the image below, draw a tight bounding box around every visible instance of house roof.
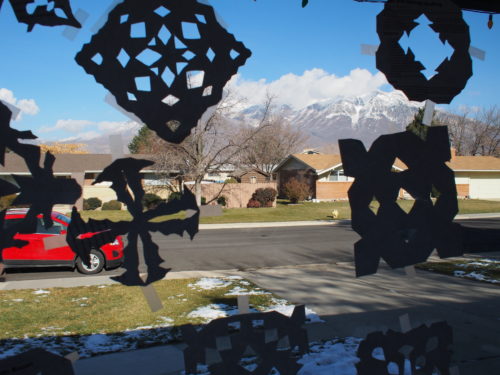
[276,153,500,174]
[447,156,500,171]
[234,168,270,177]
[0,153,156,174]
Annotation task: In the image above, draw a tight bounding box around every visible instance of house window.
[328,170,347,182]
[250,176,257,184]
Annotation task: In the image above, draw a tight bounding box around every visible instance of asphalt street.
[4,218,500,281]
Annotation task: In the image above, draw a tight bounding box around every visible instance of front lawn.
[0,277,321,359]
[76,199,500,224]
[416,258,500,285]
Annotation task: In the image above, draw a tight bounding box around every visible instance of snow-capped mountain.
[236,90,422,148]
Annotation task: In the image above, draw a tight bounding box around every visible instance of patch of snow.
[298,338,361,375]
[454,271,466,277]
[466,272,487,281]
[187,304,239,321]
[224,286,271,296]
[188,278,232,290]
[33,290,50,295]
[264,300,325,324]
[11,299,23,302]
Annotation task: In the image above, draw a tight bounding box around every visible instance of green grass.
[416,258,500,285]
[0,278,279,340]
[76,199,500,224]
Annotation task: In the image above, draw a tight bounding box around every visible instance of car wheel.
[76,250,105,275]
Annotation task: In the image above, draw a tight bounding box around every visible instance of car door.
[2,217,46,263]
[33,217,74,262]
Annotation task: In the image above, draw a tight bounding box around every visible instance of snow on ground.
[187,304,241,321]
[188,278,232,290]
[264,298,325,324]
[224,286,271,296]
[32,290,50,295]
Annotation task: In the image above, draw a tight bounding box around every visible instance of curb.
[0,269,242,291]
[199,220,350,230]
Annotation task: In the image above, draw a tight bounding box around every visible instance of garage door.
[469,176,500,199]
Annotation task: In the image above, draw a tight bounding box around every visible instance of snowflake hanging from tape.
[0,348,75,375]
[8,0,81,31]
[0,101,81,259]
[376,0,472,104]
[75,0,252,144]
[356,321,453,375]
[66,157,199,286]
[339,126,464,277]
[182,306,308,375]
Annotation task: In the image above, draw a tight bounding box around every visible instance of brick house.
[275,150,500,200]
[234,168,271,184]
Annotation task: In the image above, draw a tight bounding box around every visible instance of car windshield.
[54,213,71,225]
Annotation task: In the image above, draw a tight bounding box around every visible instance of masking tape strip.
[43,235,69,250]
[139,275,164,312]
[399,313,411,333]
[64,352,80,363]
[91,0,124,34]
[104,92,142,124]
[361,44,379,56]
[404,265,416,278]
[422,100,436,126]
[62,8,90,41]
[469,46,486,61]
[109,134,124,161]
[0,100,21,120]
[237,295,250,314]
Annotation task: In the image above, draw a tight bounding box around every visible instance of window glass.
[55,213,71,225]
[3,218,24,229]
[36,218,63,234]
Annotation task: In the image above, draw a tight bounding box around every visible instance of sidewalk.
[69,262,500,375]
[197,211,499,230]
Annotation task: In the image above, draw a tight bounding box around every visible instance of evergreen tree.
[128,125,151,153]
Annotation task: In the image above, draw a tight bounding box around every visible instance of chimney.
[450,147,456,159]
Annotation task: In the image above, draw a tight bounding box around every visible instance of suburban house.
[0,153,166,210]
[233,168,271,184]
[0,153,278,210]
[275,150,500,200]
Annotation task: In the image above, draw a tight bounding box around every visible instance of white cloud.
[0,88,40,119]
[60,131,102,142]
[40,119,94,133]
[227,68,389,110]
[98,121,141,134]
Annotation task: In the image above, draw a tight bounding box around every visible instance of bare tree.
[438,106,500,156]
[237,112,309,175]
[142,92,274,206]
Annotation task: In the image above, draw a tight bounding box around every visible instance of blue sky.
[0,0,498,144]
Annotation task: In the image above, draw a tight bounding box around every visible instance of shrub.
[283,178,310,203]
[247,199,261,208]
[142,193,163,209]
[217,195,227,206]
[224,177,238,184]
[251,187,277,207]
[0,194,17,211]
[102,200,122,210]
[201,196,207,205]
[168,191,182,202]
[83,197,102,211]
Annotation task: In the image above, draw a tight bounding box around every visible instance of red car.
[2,209,124,274]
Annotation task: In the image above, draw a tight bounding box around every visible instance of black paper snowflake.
[0,101,81,257]
[75,0,251,144]
[0,348,75,375]
[182,306,308,375]
[376,0,472,104]
[339,127,464,277]
[356,322,453,375]
[8,0,81,31]
[66,157,200,286]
